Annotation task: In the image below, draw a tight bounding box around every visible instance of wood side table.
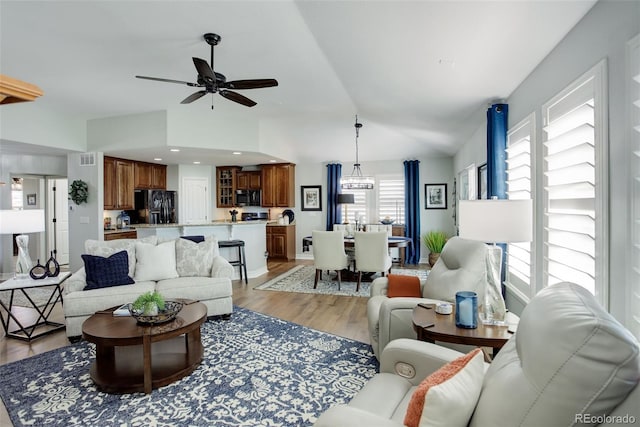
[82,301,206,394]
[412,304,514,358]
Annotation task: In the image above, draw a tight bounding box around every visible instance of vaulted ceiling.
[0,1,596,166]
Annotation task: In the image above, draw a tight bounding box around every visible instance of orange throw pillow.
[386,274,422,297]
[404,348,484,427]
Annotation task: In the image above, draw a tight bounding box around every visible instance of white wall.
[87,111,167,151]
[453,0,640,324]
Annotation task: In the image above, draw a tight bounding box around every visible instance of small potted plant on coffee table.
[132,291,165,316]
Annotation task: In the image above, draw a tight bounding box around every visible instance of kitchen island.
[133,221,268,280]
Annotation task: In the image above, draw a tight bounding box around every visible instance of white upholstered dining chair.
[354,231,392,292]
[312,230,350,290]
[365,224,393,236]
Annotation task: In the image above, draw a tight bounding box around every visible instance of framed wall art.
[425,184,447,209]
[301,185,322,211]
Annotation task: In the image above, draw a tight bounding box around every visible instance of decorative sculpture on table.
[0,209,45,279]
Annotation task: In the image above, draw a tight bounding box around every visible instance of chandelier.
[340,115,374,190]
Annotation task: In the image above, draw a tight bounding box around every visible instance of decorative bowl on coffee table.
[128,300,184,325]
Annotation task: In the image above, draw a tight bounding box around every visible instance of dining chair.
[365,224,393,236]
[312,230,350,290]
[354,231,392,292]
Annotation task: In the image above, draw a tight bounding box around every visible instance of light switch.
[80,216,90,224]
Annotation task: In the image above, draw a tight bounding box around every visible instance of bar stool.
[218,240,248,284]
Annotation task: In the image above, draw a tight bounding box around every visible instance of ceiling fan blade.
[192,57,216,86]
[181,90,208,104]
[223,79,279,90]
[136,75,198,87]
[219,90,257,107]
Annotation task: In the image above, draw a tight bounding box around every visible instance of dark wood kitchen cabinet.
[134,162,166,189]
[216,166,239,207]
[236,171,261,191]
[104,156,134,210]
[261,163,295,207]
[266,224,296,261]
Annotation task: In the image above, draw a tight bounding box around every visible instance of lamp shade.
[0,209,45,234]
[458,199,532,243]
[337,193,355,204]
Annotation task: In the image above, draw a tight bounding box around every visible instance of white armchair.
[368,236,488,359]
[355,231,392,292]
[312,230,350,290]
[317,283,640,427]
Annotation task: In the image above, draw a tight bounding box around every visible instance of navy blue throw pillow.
[181,235,205,243]
[82,250,135,290]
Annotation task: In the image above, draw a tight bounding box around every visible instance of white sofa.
[63,235,234,338]
[316,283,640,426]
[368,236,489,359]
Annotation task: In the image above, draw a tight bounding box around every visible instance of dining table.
[301,235,413,267]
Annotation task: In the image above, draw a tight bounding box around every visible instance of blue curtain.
[404,160,420,264]
[487,103,509,291]
[487,103,508,199]
[326,163,342,231]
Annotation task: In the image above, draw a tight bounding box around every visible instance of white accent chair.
[354,231,393,292]
[367,236,488,359]
[312,230,350,290]
[315,283,640,427]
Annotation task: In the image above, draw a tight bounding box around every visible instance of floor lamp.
[458,199,532,325]
[337,193,354,224]
[0,209,45,279]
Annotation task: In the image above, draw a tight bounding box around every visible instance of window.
[342,174,405,225]
[542,60,607,302]
[628,34,640,339]
[506,115,534,299]
[378,177,405,223]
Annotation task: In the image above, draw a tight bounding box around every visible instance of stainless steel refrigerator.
[133,190,178,224]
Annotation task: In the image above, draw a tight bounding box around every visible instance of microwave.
[236,189,261,206]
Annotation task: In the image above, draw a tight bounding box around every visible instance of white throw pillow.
[175,237,215,277]
[85,235,158,277]
[134,240,178,281]
[404,348,484,427]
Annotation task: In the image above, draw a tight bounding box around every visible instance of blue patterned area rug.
[0,307,378,426]
[255,265,428,297]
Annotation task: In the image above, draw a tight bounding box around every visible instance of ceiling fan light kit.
[135,33,278,109]
[341,115,374,190]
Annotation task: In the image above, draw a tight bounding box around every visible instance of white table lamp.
[459,199,532,325]
[0,209,45,279]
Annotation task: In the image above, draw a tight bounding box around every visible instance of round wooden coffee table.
[82,300,207,394]
[412,304,513,358]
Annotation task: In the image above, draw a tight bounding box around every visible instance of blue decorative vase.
[455,291,478,329]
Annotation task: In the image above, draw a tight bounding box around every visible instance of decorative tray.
[128,300,184,325]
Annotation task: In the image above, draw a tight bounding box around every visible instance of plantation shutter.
[378,177,404,223]
[542,75,598,295]
[343,188,368,224]
[506,117,534,298]
[629,34,640,339]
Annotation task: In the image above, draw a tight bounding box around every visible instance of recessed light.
[193,161,201,165]
[232,152,242,155]
[269,159,277,163]
[154,158,162,161]
[170,148,180,152]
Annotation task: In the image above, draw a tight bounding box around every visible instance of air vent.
[79,152,96,166]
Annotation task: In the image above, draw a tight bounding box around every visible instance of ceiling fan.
[136,33,278,108]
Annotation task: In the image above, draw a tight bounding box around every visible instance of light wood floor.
[0,259,425,426]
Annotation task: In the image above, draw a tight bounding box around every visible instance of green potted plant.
[132,291,165,316]
[422,231,448,267]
